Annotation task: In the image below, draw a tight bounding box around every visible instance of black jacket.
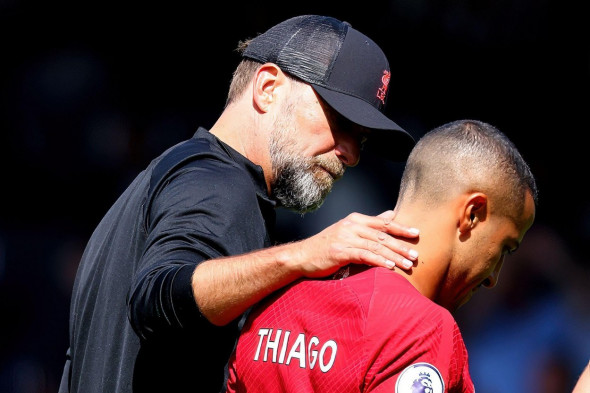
[60,127,276,393]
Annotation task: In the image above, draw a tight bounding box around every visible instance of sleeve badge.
[395,362,444,393]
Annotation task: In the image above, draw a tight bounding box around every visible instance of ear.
[458,193,488,235]
[252,63,283,113]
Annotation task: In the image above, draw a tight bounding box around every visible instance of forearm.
[192,211,421,326]
[192,241,305,326]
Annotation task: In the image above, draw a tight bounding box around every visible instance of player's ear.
[252,63,283,113]
[459,193,487,235]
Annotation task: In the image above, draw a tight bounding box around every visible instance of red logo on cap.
[377,70,390,105]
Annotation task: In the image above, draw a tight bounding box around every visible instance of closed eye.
[504,244,519,256]
[320,98,369,149]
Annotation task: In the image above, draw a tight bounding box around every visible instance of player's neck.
[390,207,453,305]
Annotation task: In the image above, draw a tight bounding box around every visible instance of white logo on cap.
[395,362,444,393]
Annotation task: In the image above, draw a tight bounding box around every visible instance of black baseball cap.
[242,15,415,161]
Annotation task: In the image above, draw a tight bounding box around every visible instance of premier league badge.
[395,362,444,393]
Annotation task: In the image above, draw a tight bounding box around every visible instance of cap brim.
[312,85,415,161]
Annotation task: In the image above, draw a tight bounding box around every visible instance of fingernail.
[409,228,420,236]
[402,259,413,269]
[386,260,395,269]
[409,249,419,259]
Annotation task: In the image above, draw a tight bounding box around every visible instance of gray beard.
[268,97,344,213]
[269,124,338,213]
[271,155,331,213]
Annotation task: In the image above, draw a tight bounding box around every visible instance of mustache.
[313,156,345,180]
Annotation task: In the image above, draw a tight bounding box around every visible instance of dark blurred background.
[0,1,588,392]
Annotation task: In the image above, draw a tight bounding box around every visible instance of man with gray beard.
[59,15,419,393]
[269,99,348,212]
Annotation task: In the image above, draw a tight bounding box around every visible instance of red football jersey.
[227,267,475,393]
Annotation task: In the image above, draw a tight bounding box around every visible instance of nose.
[334,133,362,167]
[482,256,505,289]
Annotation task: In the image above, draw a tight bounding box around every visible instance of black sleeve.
[127,158,267,340]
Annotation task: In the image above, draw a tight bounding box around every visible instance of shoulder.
[344,268,462,356]
[144,131,273,232]
[380,271,456,333]
[246,276,369,341]
[351,270,473,392]
[343,268,455,325]
[150,132,266,206]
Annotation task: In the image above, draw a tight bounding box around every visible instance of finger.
[376,210,420,238]
[331,229,415,271]
[383,220,420,238]
[349,222,418,264]
[377,210,396,219]
[363,238,416,270]
[346,245,414,270]
[348,211,420,239]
